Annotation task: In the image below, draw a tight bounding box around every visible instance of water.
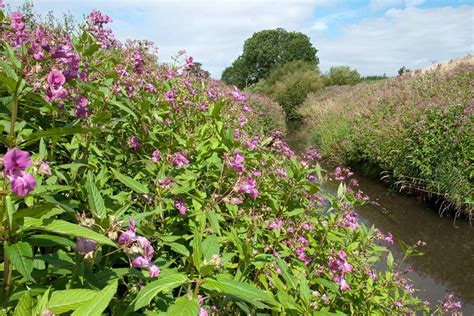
[286,122,474,314]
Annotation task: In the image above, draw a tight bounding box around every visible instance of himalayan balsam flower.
[76,237,97,254]
[239,176,259,199]
[174,197,187,215]
[151,150,160,163]
[118,219,160,277]
[228,152,245,173]
[129,136,140,150]
[75,96,91,119]
[172,152,189,168]
[3,148,36,196]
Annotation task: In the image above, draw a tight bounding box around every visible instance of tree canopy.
[221,28,319,89]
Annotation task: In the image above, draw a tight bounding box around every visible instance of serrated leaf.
[48,289,98,314]
[8,242,33,279]
[202,235,219,261]
[166,296,199,316]
[111,169,149,194]
[131,273,187,311]
[71,281,117,316]
[30,220,115,246]
[86,172,106,219]
[13,291,34,316]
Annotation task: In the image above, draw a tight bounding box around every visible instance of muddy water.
[286,122,474,313]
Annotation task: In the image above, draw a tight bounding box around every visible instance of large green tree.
[222,28,319,89]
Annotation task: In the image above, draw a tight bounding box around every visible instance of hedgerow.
[0,6,453,315]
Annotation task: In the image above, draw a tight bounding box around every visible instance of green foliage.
[324,65,361,86]
[251,60,324,119]
[222,28,319,89]
[300,60,474,214]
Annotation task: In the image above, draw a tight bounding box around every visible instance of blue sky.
[5,0,474,77]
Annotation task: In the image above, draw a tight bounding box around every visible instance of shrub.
[0,6,441,315]
[250,60,324,120]
[324,65,361,86]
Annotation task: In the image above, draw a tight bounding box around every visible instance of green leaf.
[276,259,297,290]
[203,276,278,309]
[202,235,219,261]
[206,210,221,235]
[166,242,190,257]
[48,289,98,314]
[110,99,138,119]
[5,195,15,229]
[27,127,100,140]
[131,273,187,311]
[166,296,199,316]
[111,169,149,194]
[30,220,115,247]
[71,281,117,316]
[5,43,21,70]
[192,233,203,269]
[13,291,34,316]
[387,252,394,269]
[33,288,50,316]
[85,172,106,219]
[8,242,33,279]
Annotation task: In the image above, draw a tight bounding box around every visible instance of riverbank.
[297,57,474,216]
[285,122,474,314]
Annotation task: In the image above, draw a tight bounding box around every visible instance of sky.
[5,0,474,78]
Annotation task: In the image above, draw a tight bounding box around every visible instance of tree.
[221,56,250,88]
[324,66,361,86]
[250,60,323,120]
[221,28,319,89]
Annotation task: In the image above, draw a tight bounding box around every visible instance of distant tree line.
[221,28,388,120]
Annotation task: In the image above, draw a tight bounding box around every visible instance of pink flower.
[172,152,189,168]
[10,12,25,31]
[239,176,259,199]
[151,150,160,163]
[175,198,187,215]
[11,172,36,196]
[199,308,208,316]
[129,136,140,151]
[148,264,160,277]
[3,148,36,197]
[38,161,52,176]
[228,152,245,173]
[74,96,91,119]
[118,219,136,245]
[3,148,32,173]
[47,70,66,90]
[76,237,97,254]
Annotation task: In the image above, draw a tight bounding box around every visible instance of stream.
[286,122,474,314]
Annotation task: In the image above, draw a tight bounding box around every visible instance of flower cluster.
[328,250,353,291]
[2,148,36,196]
[118,219,160,277]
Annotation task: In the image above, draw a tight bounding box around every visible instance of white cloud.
[369,0,425,11]
[310,20,328,31]
[5,1,474,78]
[314,6,474,76]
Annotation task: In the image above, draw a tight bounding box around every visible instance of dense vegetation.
[299,58,474,216]
[249,60,324,120]
[221,28,318,89]
[0,4,463,315]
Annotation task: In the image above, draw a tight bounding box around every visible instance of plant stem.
[9,93,19,146]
